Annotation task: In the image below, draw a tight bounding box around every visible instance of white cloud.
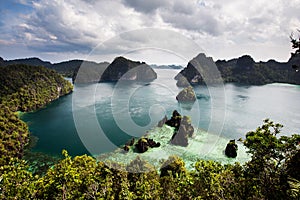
[1,0,299,62]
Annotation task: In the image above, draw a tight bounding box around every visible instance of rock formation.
[176,86,196,103]
[176,53,300,86]
[126,138,135,146]
[165,110,182,130]
[157,115,168,127]
[159,110,195,147]
[225,140,238,158]
[135,138,160,153]
[175,53,222,87]
[123,145,130,153]
[100,56,157,82]
[170,116,194,147]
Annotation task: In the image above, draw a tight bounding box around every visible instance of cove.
[21,69,300,161]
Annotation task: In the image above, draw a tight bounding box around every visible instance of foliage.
[0,64,73,171]
[101,56,157,82]
[0,64,73,112]
[176,86,196,102]
[0,105,29,166]
[160,155,186,177]
[0,64,299,199]
[126,157,160,199]
[244,119,300,199]
[176,54,299,86]
[290,30,300,57]
[0,158,36,200]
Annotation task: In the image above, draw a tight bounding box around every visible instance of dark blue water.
[21,69,300,156]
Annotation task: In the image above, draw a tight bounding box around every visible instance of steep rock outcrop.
[100,56,157,82]
[175,53,222,87]
[176,86,196,103]
[225,140,238,158]
[159,110,194,147]
[158,115,168,127]
[165,110,182,130]
[170,116,194,147]
[135,138,160,153]
[176,53,300,86]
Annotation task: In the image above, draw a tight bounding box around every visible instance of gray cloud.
[122,0,170,13]
[1,0,300,62]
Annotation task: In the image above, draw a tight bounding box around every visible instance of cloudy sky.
[0,0,299,64]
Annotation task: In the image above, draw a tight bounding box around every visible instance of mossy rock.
[176,86,196,103]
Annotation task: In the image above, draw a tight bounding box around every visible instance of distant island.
[176,53,300,87]
[100,56,157,82]
[150,64,183,69]
[2,53,299,86]
[0,56,157,83]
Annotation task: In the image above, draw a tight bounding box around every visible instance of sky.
[0,0,299,64]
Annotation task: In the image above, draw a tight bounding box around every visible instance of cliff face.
[100,56,157,82]
[0,64,73,112]
[175,53,223,87]
[176,54,300,86]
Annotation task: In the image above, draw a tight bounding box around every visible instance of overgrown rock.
[165,110,182,130]
[158,115,168,127]
[135,138,160,153]
[176,86,196,103]
[123,145,130,153]
[225,140,238,158]
[126,138,135,146]
[170,116,194,147]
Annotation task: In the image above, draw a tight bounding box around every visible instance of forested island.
[1,53,300,86]
[0,56,157,83]
[0,35,300,199]
[175,54,300,87]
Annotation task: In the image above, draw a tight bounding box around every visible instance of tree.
[244,119,300,199]
[290,30,300,71]
[290,30,300,57]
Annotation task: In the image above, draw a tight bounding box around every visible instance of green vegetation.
[100,56,157,82]
[290,30,300,72]
[0,63,299,199]
[290,30,300,58]
[0,64,73,180]
[176,33,300,86]
[176,86,196,102]
[1,119,299,199]
[0,105,29,166]
[0,64,73,112]
[176,54,300,86]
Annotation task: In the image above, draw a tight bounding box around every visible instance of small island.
[100,56,157,82]
[176,86,196,103]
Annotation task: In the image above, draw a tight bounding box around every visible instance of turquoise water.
[21,69,300,161]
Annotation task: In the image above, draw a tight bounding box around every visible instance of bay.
[21,69,300,159]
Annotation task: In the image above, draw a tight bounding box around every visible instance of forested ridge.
[0,64,74,199]
[2,53,300,86]
[0,64,73,112]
